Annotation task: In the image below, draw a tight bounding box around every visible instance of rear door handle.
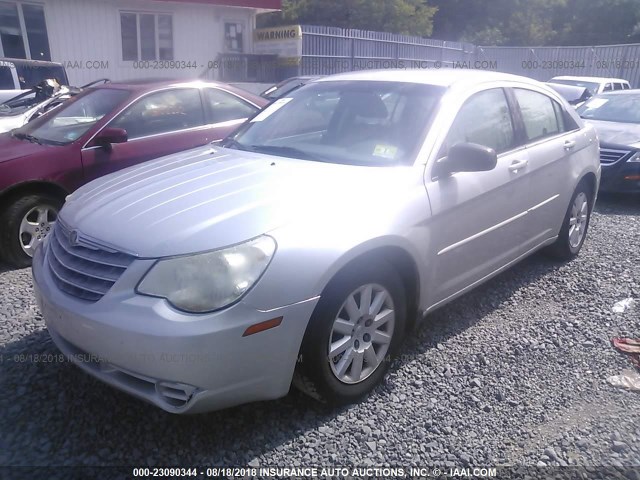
[508,159,529,172]
[564,140,577,150]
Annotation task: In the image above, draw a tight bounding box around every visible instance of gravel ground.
[0,193,639,473]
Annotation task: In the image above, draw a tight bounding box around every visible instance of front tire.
[545,183,593,261]
[0,194,62,268]
[294,260,406,405]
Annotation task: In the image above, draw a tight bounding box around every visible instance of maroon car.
[0,79,267,267]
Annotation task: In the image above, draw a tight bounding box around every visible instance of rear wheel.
[294,260,406,405]
[545,183,592,261]
[0,194,62,268]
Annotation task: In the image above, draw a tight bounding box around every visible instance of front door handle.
[564,140,577,150]
[508,159,529,172]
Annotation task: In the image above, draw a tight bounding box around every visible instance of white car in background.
[550,76,630,96]
[0,79,109,134]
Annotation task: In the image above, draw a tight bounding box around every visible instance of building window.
[0,2,51,60]
[120,12,173,61]
[224,22,244,52]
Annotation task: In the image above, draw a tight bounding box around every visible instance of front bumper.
[32,245,319,414]
[600,160,640,193]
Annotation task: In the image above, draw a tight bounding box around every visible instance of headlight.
[628,152,640,163]
[137,236,276,313]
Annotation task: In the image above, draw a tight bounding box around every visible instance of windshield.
[551,79,600,95]
[14,88,130,145]
[228,81,444,166]
[577,93,640,124]
[0,91,38,115]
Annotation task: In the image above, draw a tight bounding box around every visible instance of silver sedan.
[31,69,600,413]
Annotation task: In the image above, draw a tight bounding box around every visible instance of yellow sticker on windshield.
[373,145,398,159]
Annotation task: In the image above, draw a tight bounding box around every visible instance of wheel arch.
[0,181,69,212]
[576,171,598,208]
[315,241,422,332]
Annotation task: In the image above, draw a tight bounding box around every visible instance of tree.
[257,0,438,37]
[431,0,640,46]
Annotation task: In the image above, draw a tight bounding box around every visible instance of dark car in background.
[260,76,322,100]
[546,82,592,108]
[577,90,640,193]
[0,58,69,104]
[0,79,267,267]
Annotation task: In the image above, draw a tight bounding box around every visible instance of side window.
[603,83,613,92]
[441,88,515,156]
[613,83,624,91]
[111,88,204,139]
[514,88,562,142]
[203,88,257,124]
[624,83,631,90]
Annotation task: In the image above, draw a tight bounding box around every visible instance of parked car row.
[0,79,267,267]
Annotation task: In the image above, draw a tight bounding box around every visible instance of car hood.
[585,119,640,148]
[0,112,28,134]
[61,146,417,258]
[0,132,49,162]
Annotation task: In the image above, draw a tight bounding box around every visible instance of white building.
[0,0,281,85]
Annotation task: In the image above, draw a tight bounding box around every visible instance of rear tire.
[0,194,62,268]
[545,182,593,261]
[294,260,406,405]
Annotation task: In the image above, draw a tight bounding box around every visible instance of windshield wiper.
[219,137,254,151]
[13,132,43,145]
[249,144,327,162]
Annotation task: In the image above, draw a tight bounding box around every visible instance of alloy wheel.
[328,283,395,384]
[19,205,57,257]
[568,192,588,249]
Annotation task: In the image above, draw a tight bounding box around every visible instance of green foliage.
[431,0,640,46]
[258,0,640,46]
[257,0,437,36]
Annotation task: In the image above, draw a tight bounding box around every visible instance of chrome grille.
[600,148,631,165]
[47,222,135,302]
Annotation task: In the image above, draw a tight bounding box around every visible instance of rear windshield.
[16,64,68,88]
[551,79,600,96]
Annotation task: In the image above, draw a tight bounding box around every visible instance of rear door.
[80,87,211,182]
[510,87,585,241]
[425,87,533,305]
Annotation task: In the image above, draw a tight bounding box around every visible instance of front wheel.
[294,260,406,405]
[545,183,593,261]
[0,194,62,268]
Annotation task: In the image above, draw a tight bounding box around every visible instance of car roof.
[90,78,267,106]
[551,75,629,83]
[1,57,64,67]
[317,68,545,89]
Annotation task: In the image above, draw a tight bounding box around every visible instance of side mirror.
[93,127,128,150]
[435,142,497,177]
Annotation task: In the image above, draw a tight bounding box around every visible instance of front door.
[81,88,212,183]
[424,87,533,305]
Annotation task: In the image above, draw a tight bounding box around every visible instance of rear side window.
[0,66,14,89]
[111,88,205,139]
[623,83,631,90]
[613,83,624,91]
[442,88,515,155]
[514,89,564,142]
[203,88,257,124]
